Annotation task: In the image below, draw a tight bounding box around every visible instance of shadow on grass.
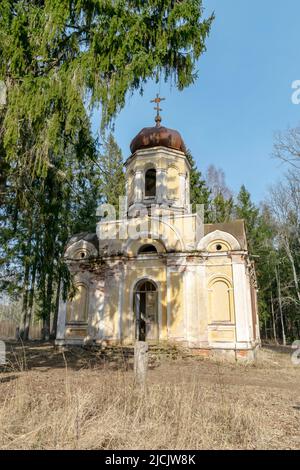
[0,340,164,374]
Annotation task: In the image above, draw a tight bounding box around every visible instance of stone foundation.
[190,345,259,362]
[55,337,259,363]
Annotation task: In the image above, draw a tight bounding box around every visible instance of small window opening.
[216,244,223,251]
[138,244,158,255]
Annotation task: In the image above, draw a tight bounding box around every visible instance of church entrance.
[134,280,158,341]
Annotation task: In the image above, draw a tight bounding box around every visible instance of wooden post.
[134,341,148,387]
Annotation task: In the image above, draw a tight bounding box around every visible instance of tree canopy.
[0,0,214,184]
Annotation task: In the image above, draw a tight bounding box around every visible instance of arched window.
[208,278,234,324]
[138,244,158,255]
[66,283,88,323]
[145,168,156,197]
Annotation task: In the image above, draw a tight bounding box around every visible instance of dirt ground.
[0,341,299,450]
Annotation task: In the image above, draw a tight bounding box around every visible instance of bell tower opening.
[145,168,156,197]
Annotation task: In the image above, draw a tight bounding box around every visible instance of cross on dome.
[150,93,165,127]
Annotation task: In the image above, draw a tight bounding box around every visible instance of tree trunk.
[270,292,278,344]
[296,321,300,339]
[50,274,61,339]
[23,260,37,341]
[264,317,268,340]
[19,262,30,341]
[42,317,50,341]
[284,237,300,304]
[42,264,54,341]
[275,266,286,346]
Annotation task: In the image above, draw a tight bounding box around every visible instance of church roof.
[65,232,98,251]
[204,220,248,250]
[130,125,186,154]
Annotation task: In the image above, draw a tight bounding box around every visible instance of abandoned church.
[55,99,260,361]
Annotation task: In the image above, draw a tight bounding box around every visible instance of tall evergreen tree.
[234,185,260,253]
[100,133,125,214]
[186,150,211,218]
[205,165,233,223]
[209,193,234,223]
[0,0,214,187]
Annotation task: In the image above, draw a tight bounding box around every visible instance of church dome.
[130,125,186,154]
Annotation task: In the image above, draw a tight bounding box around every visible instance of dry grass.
[0,344,299,450]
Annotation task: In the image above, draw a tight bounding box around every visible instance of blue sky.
[94,0,300,203]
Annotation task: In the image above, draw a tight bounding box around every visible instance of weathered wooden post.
[134,341,148,387]
[0,340,6,365]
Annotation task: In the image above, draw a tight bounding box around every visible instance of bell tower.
[125,95,191,217]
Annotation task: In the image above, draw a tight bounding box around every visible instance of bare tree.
[268,179,300,305]
[206,164,232,200]
[275,266,286,346]
[273,126,300,171]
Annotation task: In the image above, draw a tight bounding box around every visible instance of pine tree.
[186,150,211,218]
[205,165,233,223]
[209,194,234,223]
[100,134,125,214]
[234,185,260,253]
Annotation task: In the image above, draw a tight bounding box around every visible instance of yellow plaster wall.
[169,271,184,338]
[126,152,187,175]
[98,212,199,256]
[167,166,179,199]
[103,272,120,339]
[208,328,235,343]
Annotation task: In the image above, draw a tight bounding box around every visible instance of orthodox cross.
[151,93,165,127]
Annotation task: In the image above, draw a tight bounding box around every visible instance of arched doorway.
[133,279,158,341]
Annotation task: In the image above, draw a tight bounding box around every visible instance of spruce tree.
[235,185,260,252]
[100,133,125,214]
[0,0,214,185]
[186,150,211,219]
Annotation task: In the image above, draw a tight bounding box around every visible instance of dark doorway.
[134,280,158,341]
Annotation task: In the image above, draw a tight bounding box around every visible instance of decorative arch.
[123,220,185,255]
[197,230,241,252]
[208,274,235,324]
[125,236,166,257]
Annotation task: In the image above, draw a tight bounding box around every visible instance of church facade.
[55,112,260,361]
